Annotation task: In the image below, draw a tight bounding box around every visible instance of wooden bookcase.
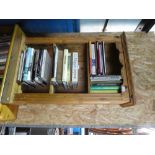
[0,25,135,120]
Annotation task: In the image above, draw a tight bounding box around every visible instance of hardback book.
[99,43,104,75]
[91,44,96,75]
[62,49,69,89]
[56,49,64,86]
[102,42,106,74]
[67,53,71,88]
[34,50,44,86]
[90,89,119,93]
[35,49,52,86]
[51,45,59,86]
[89,43,92,75]
[22,47,35,86]
[40,49,52,84]
[90,75,122,82]
[96,41,101,75]
[72,52,78,88]
[90,85,120,90]
[17,50,26,83]
[0,58,7,63]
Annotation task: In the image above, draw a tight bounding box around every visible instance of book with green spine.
[90,85,120,90]
[90,89,119,93]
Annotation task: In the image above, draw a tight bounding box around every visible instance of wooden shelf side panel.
[1,25,26,104]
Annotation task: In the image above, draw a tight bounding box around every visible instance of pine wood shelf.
[0,25,135,121]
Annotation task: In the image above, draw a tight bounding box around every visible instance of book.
[0,58,7,63]
[90,85,120,90]
[56,49,64,86]
[62,49,69,89]
[102,42,106,74]
[34,50,44,86]
[35,49,52,86]
[67,53,71,88]
[51,45,59,86]
[89,43,92,75]
[91,44,96,75]
[17,50,26,83]
[96,42,101,75]
[22,47,35,86]
[99,43,104,75]
[90,89,119,93]
[91,83,120,86]
[72,52,78,88]
[90,75,122,82]
[40,49,52,84]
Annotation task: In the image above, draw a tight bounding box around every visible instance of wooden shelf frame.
[0,25,135,107]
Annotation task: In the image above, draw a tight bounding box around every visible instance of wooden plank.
[14,93,129,105]
[25,33,121,44]
[0,104,18,121]
[120,33,135,107]
[1,25,26,103]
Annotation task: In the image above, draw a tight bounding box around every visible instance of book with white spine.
[22,47,35,86]
[67,52,71,88]
[62,49,68,89]
[51,45,59,86]
[72,52,78,88]
[90,75,122,82]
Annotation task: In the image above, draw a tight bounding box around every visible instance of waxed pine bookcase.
[0,25,135,121]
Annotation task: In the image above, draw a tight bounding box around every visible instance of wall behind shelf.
[0,19,80,34]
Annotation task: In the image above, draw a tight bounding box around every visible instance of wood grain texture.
[1,25,26,103]
[1,32,155,126]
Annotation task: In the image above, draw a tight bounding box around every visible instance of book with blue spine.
[90,85,120,90]
[22,47,35,86]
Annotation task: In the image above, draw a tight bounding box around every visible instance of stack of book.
[0,35,11,86]
[17,47,52,88]
[89,42,123,93]
[90,75,123,93]
[51,45,79,89]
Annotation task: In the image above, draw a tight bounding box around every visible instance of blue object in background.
[64,128,82,135]
[0,19,80,33]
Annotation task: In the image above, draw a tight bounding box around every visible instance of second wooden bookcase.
[0,25,135,107]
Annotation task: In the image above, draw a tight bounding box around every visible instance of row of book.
[0,35,11,86]
[17,47,52,88]
[90,75,124,93]
[51,45,79,89]
[89,41,124,94]
[90,41,106,76]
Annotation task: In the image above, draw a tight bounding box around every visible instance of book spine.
[91,83,120,86]
[89,43,92,75]
[96,42,101,75]
[99,43,103,75]
[22,47,35,86]
[62,49,68,89]
[90,75,122,82]
[90,89,119,93]
[102,42,106,74]
[54,45,59,79]
[72,52,78,88]
[23,48,32,82]
[67,53,71,88]
[17,50,25,83]
[90,85,120,90]
[91,44,96,75]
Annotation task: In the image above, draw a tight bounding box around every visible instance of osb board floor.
[2,32,155,126]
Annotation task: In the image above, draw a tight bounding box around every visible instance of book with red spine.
[96,42,101,75]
